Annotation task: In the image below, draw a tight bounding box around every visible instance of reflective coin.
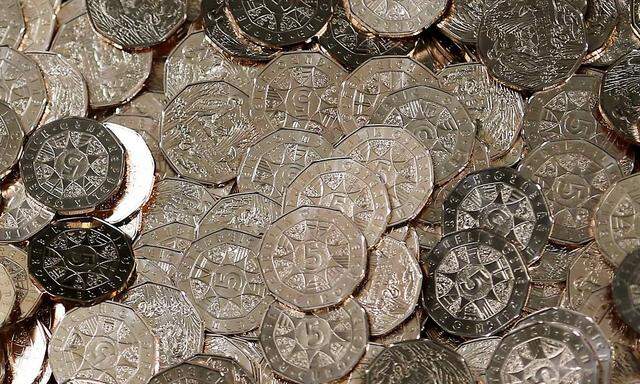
[423,228,531,337]
[369,86,476,185]
[437,0,487,44]
[371,308,424,346]
[148,363,226,384]
[260,299,368,384]
[456,337,501,383]
[237,129,333,201]
[18,0,56,51]
[161,80,262,184]
[346,0,448,37]
[49,301,158,384]
[442,167,553,265]
[20,117,125,214]
[203,334,258,378]
[477,0,587,91]
[85,0,186,49]
[188,354,254,384]
[251,51,346,144]
[585,0,619,57]
[518,139,623,245]
[134,258,173,287]
[334,343,384,384]
[227,0,331,47]
[612,249,640,334]
[0,101,24,178]
[134,244,185,283]
[336,125,434,225]
[528,243,582,283]
[587,0,640,67]
[366,339,475,384]
[283,157,390,247]
[0,245,42,320]
[51,13,152,108]
[28,217,134,303]
[0,264,15,327]
[567,242,615,310]
[117,92,165,123]
[525,281,567,313]
[0,0,25,48]
[121,282,204,369]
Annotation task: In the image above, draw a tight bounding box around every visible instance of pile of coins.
[0,0,639,383]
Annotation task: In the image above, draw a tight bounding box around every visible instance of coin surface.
[442,167,553,265]
[49,301,158,384]
[456,337,502,382]
[148,363,226,384]
[85,0,186,49]
[188,354,254,384]
[423,228,531,337]
[28,217,134,303]
[18,0,56,51]
[20,117,125,213]
[518,139,623,245]
[202,335,258,378]
[346,0,447,37]
[587,0,640,68]
[567,242,615,310]
[437,0,487,44]
[528,243,581,284]
[366,339,475,384]
[0,101,23,178]
[336,125,434,225]
[368,86,476,185]
[585,0,619,56]
[334,343,384,384]
[134,258,173,287]
[283,157,390,247]
[260,299,368,384]
[0,245,42,320]
[0,264,15,328]
[612,249,640,334]
[0,0,25,48]
[477,0,587,91]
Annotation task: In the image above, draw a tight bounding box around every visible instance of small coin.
[456,337,502,383]
[437,0,488,44]
[0,102,23,178]
[260,299,368,384]
[0,264,15,327]
[18,0,56,51]
[423,228,531,337]
[50,301,158,384]
[0,245,42,320]
[336,125,434,225]
[567,242,615,310]
[366,339,475,384]
[148,363,227,384]
[612,249,640,334]
[134,258,174,287]
[0,0,25,49]
[477,0,587,91]
[28,217,134,303]
[188,354,254,384]
[346,0,447,37]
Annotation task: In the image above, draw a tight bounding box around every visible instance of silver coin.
[585,0,620,57]
[0,101,24,178]
[437,0,488,44]
[333,343,384,384]
[203,334,259,378]
[134,244,186,284]
[134,258,174,287]
[528,243,582,284]
[490,136,526,168]
[18,0,56,51]
[587,0,640,67]
[566,241,615,311]
[525,281,567,313]
[0,0,25,49]
[0,244,42,321]
[0,264,14,328]
[346,0,448,37]
[0,175,56,242]
[612,249,640,335]
[456,337,502,383]
[188,354,254,384]
[148,363,227,384]
[117,92,165,123]
[371,306,425,346]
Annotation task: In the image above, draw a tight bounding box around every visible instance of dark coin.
[612,248,640,334]
[28,217,134,303]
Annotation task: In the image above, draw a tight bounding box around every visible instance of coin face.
[336,125,434,225]
[237,129,334,201]
[18,0,56,51]
[260,299,368,384]
[0,264,15,328]
[0,245,42,320]
[49,301,158,384]
[587,0,640,68]
[86,0,186,49]
[0,0,25,48]
[283,157,390,247]
[518,139,623,245]
[346,0,448,37]
[437,0,487,44]
[134,258,173,287]
[260,206,367,310]
[442,167,553,265]
[369,86,476,185]
[227,0,331,47]
[600,50,640,144]
[478,0,587,91]
[0,102,23,178]
[188,354,254,384]
[567,242,615,310]
[585,0,619,56]
[528,243,581,283]
[20,117,125,213]
[612,249,640,334]
[148,363,227,384]
[203,335,258,378]
[424,228,531,337]
[456,337,501,382]
[28,217,135,303]
[366,340,475,384]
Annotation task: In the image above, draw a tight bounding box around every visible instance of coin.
[237,129,333,201]
[85,0,186,49]
[333,343,383,384]
[477,0,587,91]
[260,299,368,384]
[366,339,475,384]
[121,282,204,369]
[203,334,258,378]
[528,243,581,283]
[20,117,125,214]
[0,264,15,327]
[438,63,525,159]
[188,354,254,384]
[117,92,165,122]
[0,0,25,49]
[28,217,134,303]
[371,307,425,346]
[336,125,434,225]
[368,86,476,185]
[18,0,56,51]
[612,249,640,334]
[437,0,487,44]
[3,315,50,384]
[227,0,331,47]
[51,13,152,108]
[518,139,623,245]
[587,0,640,67]
[585,0,619,57]
[566,242,615,310]
[525,281,567,313]
[148,363,227,384]
[442,167,553,265]
[49,301,159,384]
[0,101,24,178]
[423,228,531,337]
[346,0,447,37]
[134,244,185,284]
[456,337,501,383]
[0,245,42,320]
[134,258,173,287]
[490,136,526,168]
[283,157,390,247]
[259,206,366,310]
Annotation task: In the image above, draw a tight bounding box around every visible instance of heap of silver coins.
[0,0,639,383]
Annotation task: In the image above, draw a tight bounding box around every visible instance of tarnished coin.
[121,283,204,369]
[0,46,46,132]
[456,337,502,383]
[346,0,447,37]
[423,228,531,338]
[437,0,487,44]
[283,157,390,247]
[438,63,525,158]
[49,301,158,384]
[227,0,331,47]
[442,167,553,265]
[177,229,274,334]
[366,339,475,384]
[369,86,476,185]
[518,139,623,245]
[18,0,56,51]
[0,264,15,327]
[567,242,615,310]
[477,0,587,91]
[28,217,135,303]
[0,0,25,48]
[27,52,89,124]
[188,354,254,384]
[338,56,437,134]
[260,299,368,384]
[0,101,24,178]
[51,13,152,108]
[148,363,226,384]
[0,245,42,320]
[612,249,640,334]
[20,117,125,214]
[336,125,434,225]
[198,192,280,238]
[85,0,186,49]
[237,129,333,201]
[161,80,261,184]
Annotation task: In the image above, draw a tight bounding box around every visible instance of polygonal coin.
[612,249,640,335]
[0,264,15,328]
[0,245,42,321]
